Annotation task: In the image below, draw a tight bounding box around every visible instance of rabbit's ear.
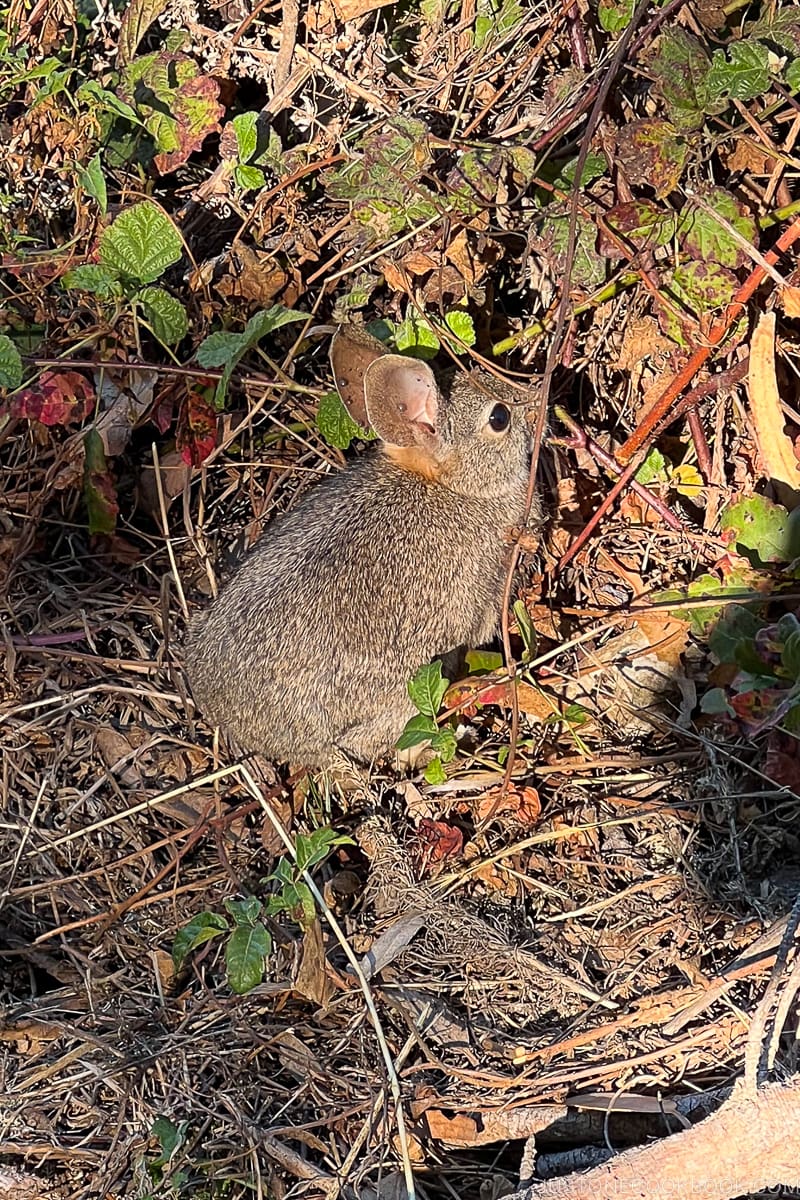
[363,355,440,448]
[330,326,387,428]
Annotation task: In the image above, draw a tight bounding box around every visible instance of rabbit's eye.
[488,403,511,433]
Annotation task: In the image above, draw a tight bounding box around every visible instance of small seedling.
[263,827,353,929]
[398,661,458,782]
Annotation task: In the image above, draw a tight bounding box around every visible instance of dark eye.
[488,403,511,433]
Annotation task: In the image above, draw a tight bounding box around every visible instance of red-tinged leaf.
[83,428,119,535]
[476,785,542,827]
[412,819,463,868]
[764,731,800,791]
[616,119,690,198]
[13,371,95,426]
[177,388,218,466]
[598,200,675,258]
[444,673,556,722]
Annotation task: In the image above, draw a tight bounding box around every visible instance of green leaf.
[78,151,107,214]
[786,59,800,92]
[708,604,764,663]
[149,1116,187,1167]
[430,727,457,762]
[408,661,449,716]
[195,306,307,408]
[473,0,522,47]
[598,0,633,33]
[317,390,372,450]
[225,921,272,995]
[445,310,476,346]
[63,263,122,296]
[539,209,606,289]
[0,335,23,390]
[650,28,717,132]
[172,911,228,971]
[424,757,447,784]
[677,188,758,269]
[83,428,118,534]
[781,630,800,679]
[294,826,352,872]
[395,314,440,359]
[635,447,668,486]
[224,895,262,926]
[705,39,770,103]
[556,150,608,189]
[465,648,504,673]
[720,494,791,565]
[396,713,439,750]
[119,51,224,173]
[513,599,537,662]
[659,260,739,347]
[99,201,183,285]
[234,164,267,191]
[700,687,733,716]
[137,286,188,345]
[232,110,258,163]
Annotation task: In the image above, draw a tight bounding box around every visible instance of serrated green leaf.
[598,200,675,258]
[539,209,606,289]
[172,911,228,971]
[396,713,439,750]
[424,757,447,784]
[444,310,476,346]
[787,58,800,92]
[598,0,633,34]
[225,921,271,994]
[677,188,758,269]
[0,335,23,390]
[137,286,188,345]
[233,110,259,163]
[99,201,183,285]
[78,151,107,214]
[650,28,717,132]
[706,39,770,103]
[63,264,121,297]
[408,661,449,716]
[317,390,372,449]
[635,447,668,486]
[234,164,267,191]
[395,314,440,358]
[659,260,739,347]
[720,494,791,564]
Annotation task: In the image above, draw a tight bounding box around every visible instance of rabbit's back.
[185,450,527,765]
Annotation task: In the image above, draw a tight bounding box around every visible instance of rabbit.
[184,325,537,769]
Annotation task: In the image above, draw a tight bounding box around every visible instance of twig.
[617,215,800,464]
[554,407,686,533]
[559,358,749,568]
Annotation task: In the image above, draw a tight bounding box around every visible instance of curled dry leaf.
[748,311,800,499]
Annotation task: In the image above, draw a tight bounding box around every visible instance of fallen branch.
[513,1077,800,1200]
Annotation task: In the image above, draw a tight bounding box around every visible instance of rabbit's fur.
[184,329,536,767]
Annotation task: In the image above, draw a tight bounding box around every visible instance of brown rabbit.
[184,327,536,768]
